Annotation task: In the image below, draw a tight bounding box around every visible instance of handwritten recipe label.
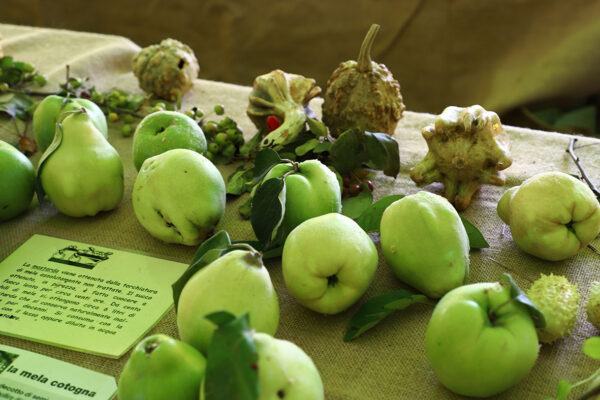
[0,235,187,358]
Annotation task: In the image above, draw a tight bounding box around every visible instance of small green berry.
[33,74,47,86]
[91,92,103,103]
[152,106,163,113]
[226,129,238,140]
[203,121,218,135]
[214,132,228,146]
[108,112,119,122]
[122,114,136,124]
[208,142,220,154]
[205,151,214,161]
[0,83,9,92]
[195,109,204,118]
[155,102,167,109]
[121,124,133,137]
[214,104,225,115]
[217,117,235,130]
[184,110,195,119]
[222,144,236,158]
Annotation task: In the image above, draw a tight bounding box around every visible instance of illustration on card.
[0,351,19,374]
[49,245,113,269]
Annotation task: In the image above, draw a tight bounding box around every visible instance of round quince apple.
[497,171,600,261]
[0,140,35,221]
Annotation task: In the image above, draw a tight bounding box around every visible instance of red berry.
[343,177,351,187]
[342,187,348,197]
[349,184,361,196]
[266,115,281,132]
[366,180,374,191]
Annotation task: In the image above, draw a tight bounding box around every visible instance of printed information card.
[0,235,188,358]
[0,344,117,400]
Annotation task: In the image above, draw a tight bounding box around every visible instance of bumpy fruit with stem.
[587,281,600,330]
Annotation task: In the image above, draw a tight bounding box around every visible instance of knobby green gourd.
[380,191,469,298]
[39,111,123,217]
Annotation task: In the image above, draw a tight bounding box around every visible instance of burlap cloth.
[1,24,600,399]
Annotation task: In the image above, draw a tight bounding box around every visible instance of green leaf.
[239,130,263,158]
[330,129,363,176]
[294,138,320,156]
[555,379,571,400]
[306,118,328,137]
[0,93,34,119]
[251,177,286,248]
[171,231,232,311]
[554,106,596,134]
[583,337,600,360]
[342,186,373,219]
[355,195,404,232]
[226,165,255,196]
[253,148,281,179]
[460,217,489,249]
[238,196,253,219]
[501,273,546,329]
[364,131,400,178]
[344,289,429,341]
[204,312,259,400]
[313,141,332,154]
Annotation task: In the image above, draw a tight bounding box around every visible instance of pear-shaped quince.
[39,111,123,217]
[176,249,279,354]
[118,334,206,400]
[498,171,600,261]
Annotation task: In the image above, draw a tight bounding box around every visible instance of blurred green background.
[3,0,600,134]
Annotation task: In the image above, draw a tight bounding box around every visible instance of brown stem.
[566,138,600,197]
[357,24,380,73]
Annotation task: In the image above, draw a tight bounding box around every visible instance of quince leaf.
[253,148,281,180]
[171,231,231,311]
[330,129,364,176]
[0,92,34,119]
[238,196,253,219]
[355,194,404,232]
[364,131,400,178]
[313,141,332,154]
[251,177,286,248]
[342,185,373,219]
[204,311,259,400]
[501,273,546,329]
[239,130,263,158]
[294,138,320,156]
[460,217,489,249]
[344,289,429,342]
[583,337,600,360]
[306,117,328,138]
[226,165,255,196]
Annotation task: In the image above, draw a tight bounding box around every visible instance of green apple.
[261,159,341,239]
[132,148,225,245]
[118,334,206,400]
[132,110,207,171]
[39,111,123,217]
[176,249,279,354]
[33,95,107,152]
[498,171,600,261]
[425,282,539,397]
[282,213,378,314]
[0,140,35,221]
[380,191,469,298]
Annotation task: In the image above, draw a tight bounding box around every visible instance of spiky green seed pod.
[586,281,600,330]
[526,273,580,344]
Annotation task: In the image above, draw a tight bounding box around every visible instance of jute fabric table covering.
[1,24,600,399]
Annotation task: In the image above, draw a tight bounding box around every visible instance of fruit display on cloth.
[132,38,199,101]
[132,110,207,170]
[527,273,580,344]
[132,149,225,246]
[498,171,600,261]
[380,191,469,298]
[118,334,206,400]
[0,139,35,221]
[322,24,405,137]
[33,94,108,152]
[176,249,279,354]
[282,213,378,314]
[410,105,513,210]
[37,110,123,217]
[425,280,539,397]
[246,69,321,150]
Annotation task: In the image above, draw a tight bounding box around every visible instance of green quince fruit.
[33,95,108,152]
[261,159,341,238]
[176,249,279,354]
[132,110,207,171]
[282,213,378,314]
[425,282,539,397]
[118,334,206,400]
[0,140,35,221]
[497,171,600,261]
[132,149,225,245]
[380,191,469,298]
[39,111,123,217]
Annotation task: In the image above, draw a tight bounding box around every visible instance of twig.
[588,244,600,257]
[566,138,600,197]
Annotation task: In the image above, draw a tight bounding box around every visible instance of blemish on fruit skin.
[277,389,285,398]
[390,245,397,254]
